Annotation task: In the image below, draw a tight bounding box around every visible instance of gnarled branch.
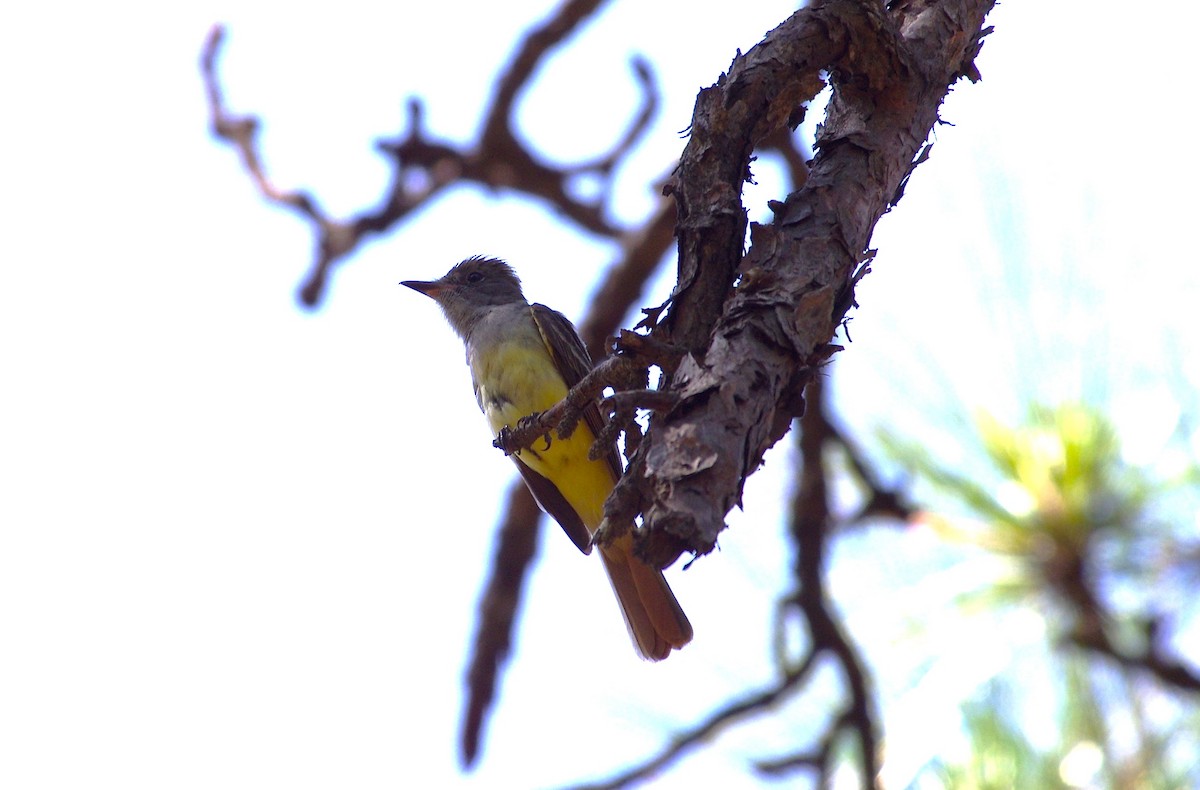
[611,0,995,566]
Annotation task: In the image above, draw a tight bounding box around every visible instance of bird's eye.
[466,271,484,284]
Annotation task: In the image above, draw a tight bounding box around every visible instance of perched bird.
[402,257,692,660]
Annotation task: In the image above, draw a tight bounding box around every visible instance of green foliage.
[879,403,1200,788]
[932,680,1064,789]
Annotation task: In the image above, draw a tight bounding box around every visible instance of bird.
[401,256,692,660]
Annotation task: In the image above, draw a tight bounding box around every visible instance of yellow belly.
[473,341,616,531]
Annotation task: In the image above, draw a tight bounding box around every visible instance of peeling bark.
[621,0,995,563]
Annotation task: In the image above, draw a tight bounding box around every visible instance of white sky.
[3,2,1198,788]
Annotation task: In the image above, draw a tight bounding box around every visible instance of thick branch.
[620,0,995,564]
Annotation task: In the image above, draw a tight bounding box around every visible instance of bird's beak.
[400,279,444,298]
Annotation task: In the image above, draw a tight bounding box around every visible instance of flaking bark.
[619,0,995,564]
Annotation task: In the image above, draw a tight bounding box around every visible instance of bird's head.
[401,256,527,337]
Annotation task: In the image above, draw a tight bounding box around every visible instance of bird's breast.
[466,316,616,530]
[470,337,567,436]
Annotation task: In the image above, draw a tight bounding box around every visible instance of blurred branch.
[753,708,859,779]
[460,482,544,767]
[561,654,819,790]
[826,410,915,525]
[200,27,331,239]
[578,194,676,357]
[772,375,879,786]
[760,125,812,192]
[201,0,656,306]
[1069,616,1200,693]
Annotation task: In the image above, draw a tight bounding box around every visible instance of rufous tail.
[599,535,693,661]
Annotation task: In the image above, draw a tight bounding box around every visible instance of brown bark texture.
[617,0,994,566]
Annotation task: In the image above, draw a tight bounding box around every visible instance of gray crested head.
[401,256,528,339]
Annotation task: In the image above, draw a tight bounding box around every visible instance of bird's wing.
[529,303,623,482]
[511,455,593,554]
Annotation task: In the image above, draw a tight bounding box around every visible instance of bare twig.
[559,654,819,790]
[200,25,344,276]
[752,708,857,779]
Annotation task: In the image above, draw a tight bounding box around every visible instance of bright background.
[3,2,1198,788]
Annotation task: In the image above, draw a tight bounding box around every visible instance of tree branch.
[779,375,879,786]
[578,193,676,357]
[1070,628,1200,694]
[201,0,657,306]
[560,653,820,790]
[613,0,995,566]
[459,482,544,767]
